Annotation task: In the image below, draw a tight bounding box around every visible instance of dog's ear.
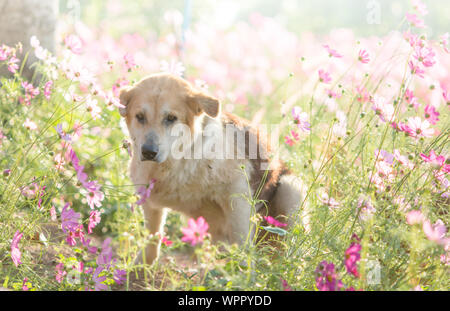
[119,86,133,117]
[188,91,220,118]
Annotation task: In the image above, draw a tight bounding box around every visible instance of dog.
[119,73,305,264]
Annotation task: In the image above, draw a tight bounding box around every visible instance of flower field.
[0,0,449,291]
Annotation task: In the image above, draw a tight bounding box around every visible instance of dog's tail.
[269,174,307,227]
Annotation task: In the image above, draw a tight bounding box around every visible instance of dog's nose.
[141,143,158,161]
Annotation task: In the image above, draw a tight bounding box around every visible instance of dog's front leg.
[136,204,167,265]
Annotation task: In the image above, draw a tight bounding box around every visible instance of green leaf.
[261,226,287,236]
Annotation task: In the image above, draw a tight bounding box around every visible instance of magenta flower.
[358,49,370,63]
[424,105,439,125]
[61,203,81,233]
[97,238,113,268]
[181,217,210,246]
[420,150,447,170]
[264,216,287,228]
[22,278,29,291]
[414,46,436,68]
[344,236,362,277]
[281,279,292,291]
[161,236,173,247]
[11,230,23,267]
[315,261,344,291]
[318,69,332,84]
[404,89,420,109]
[323,45,342,58]
[55,263,67,283]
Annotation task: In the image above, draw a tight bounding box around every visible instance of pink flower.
[439,33,449,53]
[11,230,23,267]
[136,179,156,205]
[50,206,57,221]
[358,49,370,64]
[408,61,425,78]
[318,69,332,84]
[355,85,370,103]
[88,210,102,234]
[61,203,81,233]
[7,56,19,73]
[405,117,434,139]
[404,89,420,109]
[413,46,435,68]
[323,45,342,58]
[161,236,173,247]
[84,180,105,209]
[405,13,425,28]
[64,34,83,54]
[420,150,446,170]
[423,219,448,246]
[412,0,428,15]
[55,124,72,142]
[291,107,310,132]
[424,105,439,125]
[443,89,450,105]
[44,81,53,100]
[358,197,376,221]
[181,216,209,246]
[23,118,37,130]
[55,262,67,283]
[371,96,395,122]
[97,238,113,268]
[123,53,137,72]
[393,149,414,169]
[344,236,361,277]
[281,279,292,291]
[406,210,425,225]
[264,216,287,228]
[85,97,102,120]
[22,278,29,291]
[318,193,340,208]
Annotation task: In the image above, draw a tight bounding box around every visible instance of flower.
[323,45,342,58]
[61,203,81,233]
[44,80,53,100]
[404,88,420,109]
[113,269,127,285]
[136,179,156,205]
[413,46,435,68]
[405,13,425,28]
[406,210,425,225]
[97,238,113,268]
[344,236,361,277]
[318,193,340,208]
[423,219,448,246]
[358,197,376,221]
[23,118,37,131]
[55,263,67,283]
[123,53,137,72]
[264,216,287,228]
[315,261,343,291]
[424,105,439,125]
[318,69,332,84]
[55,124,72,142]
[22,278,29,291]
[83,180,105,209]
[161,236,173,247]
[412,0,428,15]
[420,150,447,171]
[408,61,425,78]
[291,107,310,132]
[64,34,83,54]
[181,216,209,246]
[404,117,434,139]
[92,267,107,291]
[281,279,292,291]
[88,210,102,234]
[371,96,395,122]
[11,230,23,267]
[358,49,370,63]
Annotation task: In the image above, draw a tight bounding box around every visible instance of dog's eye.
[165,114,177,123]
[136,113,145,124]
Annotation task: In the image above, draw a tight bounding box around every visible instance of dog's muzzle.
[141,143,159,161]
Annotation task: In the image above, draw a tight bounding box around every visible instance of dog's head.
[119,73,220,163]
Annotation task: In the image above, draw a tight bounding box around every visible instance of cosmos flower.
[424,105,439,125]
[11,230,23,267]
[181,216,210,246]
[358,49,370,63]
[264,216,288,228]
[323,44,343,58]
[318,69,332,84]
